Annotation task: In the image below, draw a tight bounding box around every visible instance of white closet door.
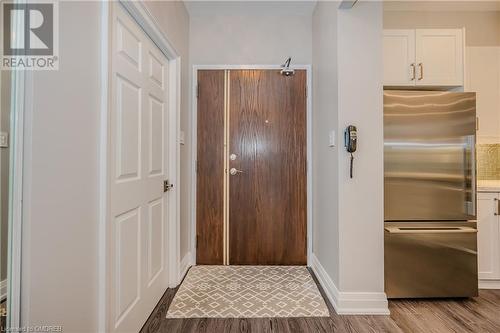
[383,29,416,86]
[415,29,464,86]
[109,3,169,332]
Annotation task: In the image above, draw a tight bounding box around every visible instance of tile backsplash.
[477,144,500,180]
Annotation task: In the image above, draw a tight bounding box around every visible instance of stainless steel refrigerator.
[384,90,478,298]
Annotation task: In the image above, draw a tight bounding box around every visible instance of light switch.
[0,132,8,148]
[328,130,335,147]
[179,130,185,145]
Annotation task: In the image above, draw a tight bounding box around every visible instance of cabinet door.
[477,192,500,280]
[383,30,416,86]
[415,29,464,86]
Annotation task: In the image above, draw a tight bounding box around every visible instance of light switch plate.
[0,132,8,148]
[179,130,185,145]
[328,130,335,147]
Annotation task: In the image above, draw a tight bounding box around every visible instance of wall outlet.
[328,130,335,147]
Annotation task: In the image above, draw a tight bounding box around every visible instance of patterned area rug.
[166,265,330,318]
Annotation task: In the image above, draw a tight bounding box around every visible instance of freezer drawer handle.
[495,198,499,216]
[384,226,477,234]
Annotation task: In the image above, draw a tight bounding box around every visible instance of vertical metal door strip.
[223,70,230,265]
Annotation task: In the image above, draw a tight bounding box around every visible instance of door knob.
[229,168,244,176]
[164,180,174,192]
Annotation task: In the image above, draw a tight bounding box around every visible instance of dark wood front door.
[196,70,225,265]
[228,70,307,265]
[196,69,307,265]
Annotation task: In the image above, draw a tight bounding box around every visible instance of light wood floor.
[140,269,500,333]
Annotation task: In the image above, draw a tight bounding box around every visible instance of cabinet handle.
[410,63,416,81]
[418,63,423,80]
[495,198,500,216]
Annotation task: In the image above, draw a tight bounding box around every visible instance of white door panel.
[416,29,464,86]
[110,4,169,332]
[383,29,416,86]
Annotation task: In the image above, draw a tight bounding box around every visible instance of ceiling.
[183,0,500,17]
[183,0,318,16]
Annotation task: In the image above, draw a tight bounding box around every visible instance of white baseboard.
[178,251,194,284]
[0,279,6,301]
[479,279,500,289]
[310,253,390,315]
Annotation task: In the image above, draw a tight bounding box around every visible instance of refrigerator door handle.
[384,226,477,234]
[464,135,476,217]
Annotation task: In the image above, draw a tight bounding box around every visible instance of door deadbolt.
[230,154,237,161]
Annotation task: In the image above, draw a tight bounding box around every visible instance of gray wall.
[189,3,313,65]
[337,2,385,293]
[312,0,340,287]
[311,1,387,312]
[21,2,101,330]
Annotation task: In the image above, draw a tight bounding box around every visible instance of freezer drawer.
[385,222,478,298]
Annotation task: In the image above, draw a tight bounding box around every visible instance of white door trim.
[99,1,181,332]
[190,65,313,266]
[7,64,33,333]
[6,8,36,327]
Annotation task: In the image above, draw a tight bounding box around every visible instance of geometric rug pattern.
[166,266,330,318]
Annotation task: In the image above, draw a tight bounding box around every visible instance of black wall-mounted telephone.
[344,125,357,178]
[344,125,357,153]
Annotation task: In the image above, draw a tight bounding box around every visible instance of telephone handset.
[344,125,357,178]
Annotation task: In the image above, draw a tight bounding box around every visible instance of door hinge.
[196,235,199,249]
[195,160,198,173]
[197,84,200,98]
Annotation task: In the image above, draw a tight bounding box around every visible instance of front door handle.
[229,168,244,176]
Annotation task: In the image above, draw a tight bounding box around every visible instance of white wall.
[312,0,340,288]
[337,1,385,295]
[384,10,500,46]
[188,2,313,65]
[21,2,101,331]
[311,0,388,314]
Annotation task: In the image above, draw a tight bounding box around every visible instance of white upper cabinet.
[416,29,464,86]
[383,30,416,86]
[383,29,464,87]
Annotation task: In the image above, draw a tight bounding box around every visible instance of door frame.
[100,1,181,331]
[5,5,35,327]
[190,65,313,266]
